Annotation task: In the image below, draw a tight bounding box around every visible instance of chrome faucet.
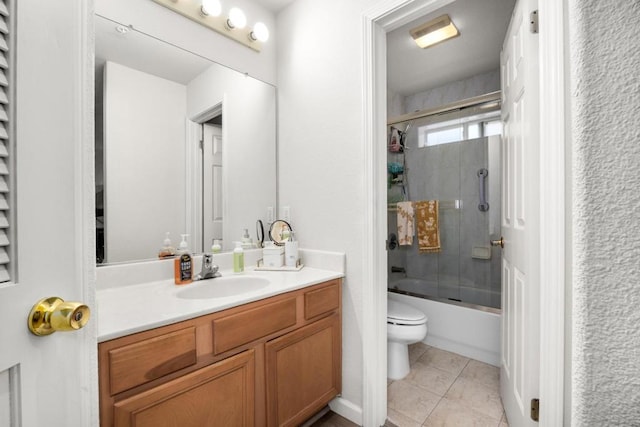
[195,254,221,280]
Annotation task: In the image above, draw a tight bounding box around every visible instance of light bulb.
[201,0,221,16]
[227,7,246,29]
[250,22,269,42]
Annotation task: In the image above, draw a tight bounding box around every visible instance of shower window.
[418,111,501,147]
[423,125,464,146]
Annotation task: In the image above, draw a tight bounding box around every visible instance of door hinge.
[531,398,540,422]
[530,10,539,34]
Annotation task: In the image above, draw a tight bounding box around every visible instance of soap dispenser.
[174,234,193,285]
[241,228,253,249]
[233,242,244,273]
[158,232,175,259]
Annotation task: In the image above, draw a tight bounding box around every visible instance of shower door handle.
[477,168,489,212]
[490,237,504,248]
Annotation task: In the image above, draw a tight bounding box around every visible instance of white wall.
[568,1,640,424]
[277,0,375,416]
[104,61,187,263]
[402,69,500,114]
[387,89,403,118]
[278,3,502,415]
[187,65,277,251]
[278,1,640,424]
[95,0,277,85]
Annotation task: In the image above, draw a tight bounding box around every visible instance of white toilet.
[387,297,428,380]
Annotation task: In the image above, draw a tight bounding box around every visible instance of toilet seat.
[387,300,427,326]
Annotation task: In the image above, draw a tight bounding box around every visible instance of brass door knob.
[490,237,504,248]
[28,297,90,336]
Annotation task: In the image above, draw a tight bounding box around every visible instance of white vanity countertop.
[97,266,344,342]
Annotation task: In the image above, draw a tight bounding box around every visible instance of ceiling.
[95,15,213,85]
[387,0,516,96]
[254,0,297,13]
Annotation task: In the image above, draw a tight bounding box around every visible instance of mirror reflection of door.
[202,121,223,251]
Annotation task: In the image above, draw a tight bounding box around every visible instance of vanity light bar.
[150,0,267,52]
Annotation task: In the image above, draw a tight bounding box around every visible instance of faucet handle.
[203,254,214,269]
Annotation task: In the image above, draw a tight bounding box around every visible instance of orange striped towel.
[415,200,441,253]
[396,201,414,245]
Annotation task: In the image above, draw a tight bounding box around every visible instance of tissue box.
[263,245,284,268]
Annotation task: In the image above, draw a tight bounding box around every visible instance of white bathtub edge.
[389,292,501,367]
[425,335,500,367]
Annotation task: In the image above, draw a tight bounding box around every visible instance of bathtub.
[388,277,501,367]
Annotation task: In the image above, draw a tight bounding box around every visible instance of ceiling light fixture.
[226,7,247,29]
[200,0,221,17]
[250,22,269,42]
[150,0,268,52]
[410,14,459,49]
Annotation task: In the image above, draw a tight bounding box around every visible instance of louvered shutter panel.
[0,0,10,283]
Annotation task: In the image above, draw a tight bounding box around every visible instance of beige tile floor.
[312,343,509,427]
[386,343,509,427]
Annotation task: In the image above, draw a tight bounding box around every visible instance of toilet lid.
[387,299,427,325]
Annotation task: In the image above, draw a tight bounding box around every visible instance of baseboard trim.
[301,406,332,427]
[329,396,363,425]
[425,335,500,367]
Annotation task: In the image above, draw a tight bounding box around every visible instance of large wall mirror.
[95,14,277,265]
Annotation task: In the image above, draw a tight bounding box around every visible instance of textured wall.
[569,1,640,424]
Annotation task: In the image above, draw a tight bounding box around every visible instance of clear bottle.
[285,231,299,267]
[233,242,244,273]
[158,232,175,259]
[241,228,253,249]
[174,234,193,285]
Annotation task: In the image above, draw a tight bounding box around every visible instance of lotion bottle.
[285,231,299,267]
[233,242,244,273]
[174,234,193,285]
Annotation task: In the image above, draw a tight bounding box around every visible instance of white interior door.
[500,0,540,425]
[0,2,96,426]
[203,123,223,249]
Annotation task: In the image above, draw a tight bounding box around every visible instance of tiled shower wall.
[387,71,502,309]
[388,135,502,308]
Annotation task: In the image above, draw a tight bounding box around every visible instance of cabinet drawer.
[108,327,197,395]
[114,349,255,427]
[304,281,340,320]
[213,298,297,355]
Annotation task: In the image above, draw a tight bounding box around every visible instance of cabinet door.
[114,349,255,427]
[265,313,341,427]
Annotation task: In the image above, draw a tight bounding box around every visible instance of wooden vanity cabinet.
[265,313,341,427]
[114,349,255,427]
[98,279,341,427]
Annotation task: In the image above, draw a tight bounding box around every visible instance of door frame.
[360,0,568,425]
[185,103,223,252]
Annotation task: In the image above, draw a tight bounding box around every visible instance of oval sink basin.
[176,276,270,299]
